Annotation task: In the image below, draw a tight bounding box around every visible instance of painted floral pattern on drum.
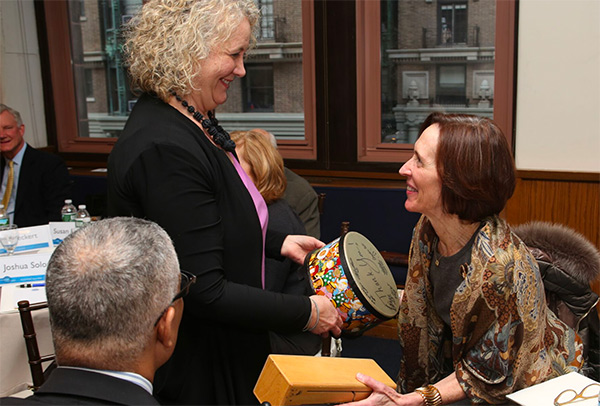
[306,238,379,335]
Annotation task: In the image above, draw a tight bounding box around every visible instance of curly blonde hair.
[123,0,260,102]
[230,130,286,204]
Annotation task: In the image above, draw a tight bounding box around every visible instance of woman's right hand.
[307,295,343,337]
[337,373,404,406]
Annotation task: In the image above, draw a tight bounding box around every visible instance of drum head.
[340,232,399,320]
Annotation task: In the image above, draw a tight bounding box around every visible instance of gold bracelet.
[415,388,428,406]
[415,385,442,406]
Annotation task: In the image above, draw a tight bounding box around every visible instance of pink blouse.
[228,152,268,289]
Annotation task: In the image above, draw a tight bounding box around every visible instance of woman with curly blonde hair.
[107,1,342,404]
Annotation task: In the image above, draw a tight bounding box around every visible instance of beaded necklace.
[172,92,236,153]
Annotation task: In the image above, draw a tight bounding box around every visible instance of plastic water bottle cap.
[65,199,72,204]
[78,205,86,209]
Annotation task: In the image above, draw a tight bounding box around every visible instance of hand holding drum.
[306,294,344,337]
[281,234,325,264]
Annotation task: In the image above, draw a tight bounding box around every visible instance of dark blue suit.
[1,145,71,227]
[0,368,160,405]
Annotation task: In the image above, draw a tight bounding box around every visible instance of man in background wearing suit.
[0,104,71,227]
[0,217,189,405]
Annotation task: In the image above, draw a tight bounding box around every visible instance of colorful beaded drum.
[304,231,400,336]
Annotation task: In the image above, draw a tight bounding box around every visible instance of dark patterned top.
[398,215,584,403]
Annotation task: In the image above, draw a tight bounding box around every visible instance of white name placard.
[0,251,52,285]
[0,225,53,255]
[0,284,47,313]
[49,222,76,246]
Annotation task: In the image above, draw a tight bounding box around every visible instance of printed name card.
[0,225,53,255]
[49,222,76,246]
[0,251,52,285]
[0,284,47,313]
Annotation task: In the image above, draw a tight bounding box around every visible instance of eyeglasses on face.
[154,270,196,327]
[171,270,196,302]
[554,382,600,406]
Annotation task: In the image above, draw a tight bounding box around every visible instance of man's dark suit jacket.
[1,145,71,227]
[282,167,320,239]
[0,368,160,405]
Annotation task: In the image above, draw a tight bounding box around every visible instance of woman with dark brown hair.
[341,112,583,405]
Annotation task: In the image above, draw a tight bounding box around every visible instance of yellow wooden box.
[254,354,396,406]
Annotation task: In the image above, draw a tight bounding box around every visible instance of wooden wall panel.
[505,173,600,249]
[505,171,600,309]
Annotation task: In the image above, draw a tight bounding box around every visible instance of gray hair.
[251,128,278,149]
[0,104,23,126]
[265,130,278,149]
[46,217,180,368]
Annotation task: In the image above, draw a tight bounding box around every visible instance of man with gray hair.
[1,217,190,405]
[0,104,70,227]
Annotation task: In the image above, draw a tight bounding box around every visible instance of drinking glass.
[0,224,19,256]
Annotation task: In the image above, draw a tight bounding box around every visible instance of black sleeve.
[41,154,71,222]
[266,228,286,260]
[121,144,310,332]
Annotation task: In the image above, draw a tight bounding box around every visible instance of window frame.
[42,0,317,159]
[43,1,115,154]
[40,0,515,170]
[356,0,517,163]
[275,0,317,160]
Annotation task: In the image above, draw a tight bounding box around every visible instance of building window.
[242,65,274,112]
[257,0,275,40]
[439,2,468,45]
[84,68,94,101]
[436,65,466,105]
[79,0,87,21]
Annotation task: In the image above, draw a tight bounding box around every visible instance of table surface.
[0,296,53,397]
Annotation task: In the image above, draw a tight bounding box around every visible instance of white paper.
[0,284,46,313]
[506,372,599,406]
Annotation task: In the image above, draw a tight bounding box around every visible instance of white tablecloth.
[0,299,54,397]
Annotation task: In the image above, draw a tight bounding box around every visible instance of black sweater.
[107,94,311,405]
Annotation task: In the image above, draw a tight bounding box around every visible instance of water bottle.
[61,199,77,222]
[75,205,91,228]
[0,204,8,227]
